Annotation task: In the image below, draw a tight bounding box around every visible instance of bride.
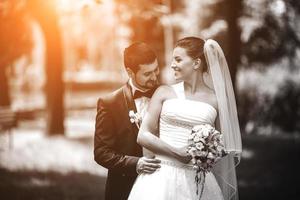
[128,37,242,200]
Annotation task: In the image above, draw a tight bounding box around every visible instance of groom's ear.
[193,58,201,70]
[126,68,134,78]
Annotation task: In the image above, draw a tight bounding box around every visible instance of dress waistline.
[156,155,195,170]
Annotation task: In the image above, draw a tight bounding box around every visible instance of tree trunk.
[0,66,10,106]
[28,1,64,135]
[225,0,242,90]
[43,21,65,135]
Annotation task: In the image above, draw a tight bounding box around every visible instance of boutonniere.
[129,110,142,129]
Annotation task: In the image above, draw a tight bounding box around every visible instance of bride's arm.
[142,148,155,158]
[137,86,190,163]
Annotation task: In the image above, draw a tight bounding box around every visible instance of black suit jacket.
[94,83,142,200]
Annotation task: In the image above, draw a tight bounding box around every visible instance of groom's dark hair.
[124,42,157,73]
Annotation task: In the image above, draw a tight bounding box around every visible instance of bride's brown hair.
[175,37,207,72]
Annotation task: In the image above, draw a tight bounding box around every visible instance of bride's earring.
[193,59,201,70]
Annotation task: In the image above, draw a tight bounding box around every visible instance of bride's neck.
[185,71,205,94]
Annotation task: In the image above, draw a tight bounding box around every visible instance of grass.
[237,135,300,200]
[0,129,107,200]
[1,131,300,199]
[0,169,106,200]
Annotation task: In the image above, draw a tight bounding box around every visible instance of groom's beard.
[135,79,159,91]
[144,79,159,89]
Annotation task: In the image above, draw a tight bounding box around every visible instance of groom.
[94,42,161,200]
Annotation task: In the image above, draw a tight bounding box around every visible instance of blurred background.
[0,0,299,199]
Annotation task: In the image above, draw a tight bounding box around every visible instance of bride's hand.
[174,145,192,164]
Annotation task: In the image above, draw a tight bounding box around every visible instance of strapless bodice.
[159,98,217,149]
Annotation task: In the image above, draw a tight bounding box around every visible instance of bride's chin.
[175,79,183,83]
[174,74,182,80]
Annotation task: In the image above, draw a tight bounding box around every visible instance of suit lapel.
[122,83,139,134]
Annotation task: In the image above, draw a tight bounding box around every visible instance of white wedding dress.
[128,82,224,200]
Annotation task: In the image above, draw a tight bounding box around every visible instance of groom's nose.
[150,72,158,81]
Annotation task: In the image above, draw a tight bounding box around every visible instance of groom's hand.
[136,157,161,174]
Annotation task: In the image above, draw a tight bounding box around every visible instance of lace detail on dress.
[160,115,194,129]
[160,115,213,130]
[160,160,194,170]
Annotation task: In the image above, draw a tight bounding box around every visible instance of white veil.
[204,39,242,200]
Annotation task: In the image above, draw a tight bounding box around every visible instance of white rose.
[219,134,223,140]
[129,110,135,117]
[206,124,215,132]
[199,151,208,157]
[193,135,201,143]
[203,131,209,138]
[195,143,204,150]
[191,158,197,164]
[196,159,202,165]
[207,152,215,159]
[193,165,199,170]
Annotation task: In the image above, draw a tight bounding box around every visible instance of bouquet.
[187,124,227,198]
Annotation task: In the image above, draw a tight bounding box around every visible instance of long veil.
[204,39,242,200]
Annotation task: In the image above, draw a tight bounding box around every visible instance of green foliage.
[244,14,286,64]
[266,80,300,132]
[114,0,165,66]
[238,0,300,134]
[242,0,300,67]
[238,74,300,134]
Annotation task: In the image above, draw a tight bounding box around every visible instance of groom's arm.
[94,98,139,175]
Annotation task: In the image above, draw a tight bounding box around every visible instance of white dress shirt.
[128,79,150,119]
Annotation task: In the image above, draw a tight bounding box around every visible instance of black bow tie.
[133,89,154,99]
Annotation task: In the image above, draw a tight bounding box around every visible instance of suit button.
[122,173,126,177]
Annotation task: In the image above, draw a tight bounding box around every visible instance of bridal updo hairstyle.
[175,37,208,72]
[124,42,157,74]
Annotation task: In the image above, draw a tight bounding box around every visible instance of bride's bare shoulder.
[153,85,177,101]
